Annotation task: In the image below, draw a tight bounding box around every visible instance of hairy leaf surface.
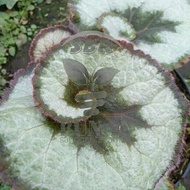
[69,0,190,69]
[0,32,189,190]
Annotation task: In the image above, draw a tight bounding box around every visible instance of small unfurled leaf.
[75,91,107,102]
[93,91,107,99]
[93,67,119,85]
[79,99,105,109]
[75,92,93,101]
[63,58,89,85]
[84,108,99,116]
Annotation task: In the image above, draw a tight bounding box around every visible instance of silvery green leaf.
[1,31,188,190]
[63,58,89,85]
[93,67,119,85]
[70,0,190,70]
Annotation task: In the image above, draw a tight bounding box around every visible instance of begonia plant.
[68,0,190,70]
[0,24,189,190]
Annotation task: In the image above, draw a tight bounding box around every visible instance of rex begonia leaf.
[156,176,175,190]
[29,25,76,62]
[68,0,190,70]
[96,13,136,40]
[122,7,179,44]
[0,32,189,190]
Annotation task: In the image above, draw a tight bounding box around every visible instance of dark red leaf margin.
[29,25,77,63]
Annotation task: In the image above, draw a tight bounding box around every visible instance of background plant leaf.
[0,182,11,190]
[63,58,89,85]
[8,46,16,57]
[93,67,119,85]
[0,0,7,6]
[6,0,18,9]
[176,183,186,190]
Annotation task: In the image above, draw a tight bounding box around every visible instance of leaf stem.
[88,82,95,92]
